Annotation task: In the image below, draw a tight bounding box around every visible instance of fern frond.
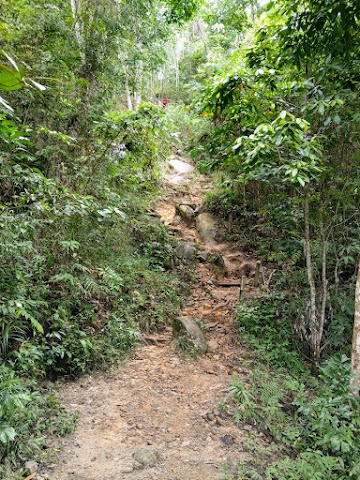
[97,266,123,293]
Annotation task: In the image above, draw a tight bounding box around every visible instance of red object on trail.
[162,97,169,107]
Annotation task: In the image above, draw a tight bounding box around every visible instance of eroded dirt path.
[49,156,260,480]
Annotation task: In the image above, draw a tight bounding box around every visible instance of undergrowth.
[0,101,183,478]
[235,295,306,373]
[227,298,360,480]
[0,364,77,480]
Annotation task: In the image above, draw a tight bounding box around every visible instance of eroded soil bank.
[48,157,262,480]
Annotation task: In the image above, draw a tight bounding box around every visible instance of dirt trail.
[49,157,260,480]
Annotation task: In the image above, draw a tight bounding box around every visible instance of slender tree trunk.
[70,0,85,63]
[125,77,132,110]
[304,189,319,364]
[133,60,143,110]
[250,2,255,23]
[318,213,328,355]
[350,263,360,396]
[175,55,180,90]
[134,91,141,110]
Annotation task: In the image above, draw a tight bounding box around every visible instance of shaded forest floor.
[49,157,266,480]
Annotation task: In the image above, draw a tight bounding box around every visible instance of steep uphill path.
[48,156,262,480]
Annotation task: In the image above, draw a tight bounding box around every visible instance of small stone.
[197,252,209,262]
[25,461,39,474]
[215,417,225,427]
[132,446,163,468]
[208,339,218,351]
[178,204,195,221]
[206,412,215,422]
[243,424,253,431]
[121,466,134,474]
[208,253,227,274]
[171,215,181,226]
[176,242,197,261]
[181,440,191,447]
[220,434,235,447]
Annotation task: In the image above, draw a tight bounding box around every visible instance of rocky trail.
[47,156,265,480]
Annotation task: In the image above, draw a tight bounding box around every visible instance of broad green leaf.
[0,66,24,91]
[298,177,305,187]
[30,318,44,334]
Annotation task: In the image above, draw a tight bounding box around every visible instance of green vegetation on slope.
[1,0,360,478]
[159,1,360,478]
[0,1,199,476]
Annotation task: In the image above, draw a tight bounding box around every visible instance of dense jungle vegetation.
[0,0,359,479]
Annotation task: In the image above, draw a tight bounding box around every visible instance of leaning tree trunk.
[350,263,360,396]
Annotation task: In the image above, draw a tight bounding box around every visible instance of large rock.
[196,213,218,245]
[168,159,194,174]
[176,242,197,261]
[178,204,195,221]
[133,446,163,469]
[208,252,227,275]
[177,199,197,210]
[208,252,226,269]
[173,316,208,353]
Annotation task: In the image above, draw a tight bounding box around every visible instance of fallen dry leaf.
[24,474,37,480]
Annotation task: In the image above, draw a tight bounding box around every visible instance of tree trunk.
[304,189,319,364]
[318,213,328,355]
[133,60,143,110]
[125,77,132,110]
[70,0,85,63]
[254,261,261,288]
[350,263,360,396]
[134,91,141,110]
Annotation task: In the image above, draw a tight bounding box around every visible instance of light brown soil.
[48,161,262,480]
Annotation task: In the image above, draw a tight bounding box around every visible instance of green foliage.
[235,296,305,371]
[275,0,360,69]
[164,0,200,24]
[195,11,360,360]
[0,31,183,479]
[96,103,169,193]
[165,103,210,151]
[0,364,76,478]
[175,334,199,358]
[0,51,45,112]
[224,357,360,480]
